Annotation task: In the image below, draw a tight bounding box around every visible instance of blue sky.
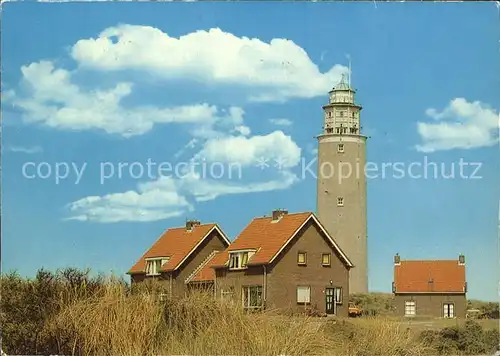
[2,2,499,301]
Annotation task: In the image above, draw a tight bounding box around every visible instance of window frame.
[297,251,307,266]
[228,250,256,270]
[322,253,331,267]
[335,287,343,304]
[296,285,311,304]
[337,197,344,206]
[145,257,169,276]
[443,302,455,318]
[337,143,345,153]
[242,285,263,310]
[404,300,416,317]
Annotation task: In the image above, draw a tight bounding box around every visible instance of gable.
[268,214,353,268]
[128,224,230,275]
[210,212,352,269]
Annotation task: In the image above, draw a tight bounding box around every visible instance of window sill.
[228,267,248,271]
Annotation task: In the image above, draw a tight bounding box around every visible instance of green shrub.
[419,319,499,355]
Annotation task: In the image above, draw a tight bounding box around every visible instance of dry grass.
[43,280,433,356]
[325,317,431,356]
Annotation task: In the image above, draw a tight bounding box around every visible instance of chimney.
[186,220,201,231]
[271,209,288,222]
[394,253,401,265]
[459,254,465,265]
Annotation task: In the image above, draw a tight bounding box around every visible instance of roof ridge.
[254,211,313,220]
[169,223,217,230]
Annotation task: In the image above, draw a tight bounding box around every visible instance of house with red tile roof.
[127,220,230,296]
[192,209,353,316]
[392,254,467,318]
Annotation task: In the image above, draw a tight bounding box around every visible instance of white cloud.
[416,98,499,152]
[6,145,43,154]
[269,118,293,126]
[66,178,193,223]
[66,170,298,223]
[196,130,302,168]
[6,61,245,137]
[71,25,347,102]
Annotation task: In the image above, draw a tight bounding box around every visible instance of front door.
[325,288,335,315]
[443,303,454,318]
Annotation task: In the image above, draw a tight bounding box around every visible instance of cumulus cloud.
[416,98,499,152]
[269,118,293,126]
[197,131,301,168]
[5,61,245,137]
[70,25,347,102]
[66,170,298,223]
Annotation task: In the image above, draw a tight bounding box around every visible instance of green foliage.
[349,292,396,316]
[418,319,499,355]
[468,299,500,319]
[0,268,114,355]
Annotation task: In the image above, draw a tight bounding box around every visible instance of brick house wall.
[394,293,467,318]
[214,219,350,316]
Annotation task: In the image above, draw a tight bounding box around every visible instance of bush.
[1,268,110,355]
[418,319,499,355]
[350,292,396,316]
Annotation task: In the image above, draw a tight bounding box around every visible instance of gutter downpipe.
[169,273,173,297]
[214,268,217,299]
[263,265,267,310]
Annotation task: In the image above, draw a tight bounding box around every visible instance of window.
[145,257,169,276]
[297,286,311,304]
[335,288,343,304]
[322,253,331,266]
[338,144,344,153]
[297,251,307,265]
[337,197,344,206]
[339,111,344,118]
[242,286,263,309]
[443,303,455,318]
[229,250,255,270]
[404,301,416,317]
[335,127,341,134]
[221,287,235,302]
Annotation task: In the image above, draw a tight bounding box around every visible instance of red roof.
[394,260,466,293]
[210,212,352,268]
[128,223,228,274]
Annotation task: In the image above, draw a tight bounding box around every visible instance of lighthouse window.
[338,144,344,153]
[337,197,344,206]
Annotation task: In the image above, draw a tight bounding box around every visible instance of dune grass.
[44,280,431,356]
[2,269,496,355]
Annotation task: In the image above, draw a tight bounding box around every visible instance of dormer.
[228,249,257,270]
[145,257,170,276]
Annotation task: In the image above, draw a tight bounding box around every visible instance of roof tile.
[211,212,313,267]
[394,260,466,293]
[128,223,218,274]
